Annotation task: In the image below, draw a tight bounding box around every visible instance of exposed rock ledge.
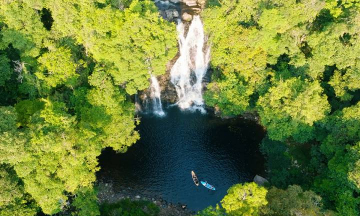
[97,180,193,216]
[136,0,209,106]
[154,0,206,22]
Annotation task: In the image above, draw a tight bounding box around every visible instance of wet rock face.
[154,0,206,22]
[138,55,179,106]
[181,12,193,22]
[154,0,181,22]
[180,0,206,21]
[157,59,179,104]
[136,0,208,108]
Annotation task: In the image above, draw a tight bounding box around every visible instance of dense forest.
[0,0,176,215]
[200,0,360,215]
[0,0,359,215]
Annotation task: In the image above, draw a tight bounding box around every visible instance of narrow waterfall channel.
[150,75,165,116]
[170,15,210,113]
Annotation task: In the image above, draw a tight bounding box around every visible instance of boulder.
[254,175,269,186]
[181,12,192,22]
[197,0,206,8]
[158,1,170,10]
[173,10,179,18]
[166,10,174,20]
[160,10,167,19]
[183,0,198,7]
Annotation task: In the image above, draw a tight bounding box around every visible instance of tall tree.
[263,185,333,216]
[221,182,268,216]
[257,78,330,143]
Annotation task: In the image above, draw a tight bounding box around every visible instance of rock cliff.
[137,0,208,110]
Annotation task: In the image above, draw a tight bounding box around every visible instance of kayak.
[191,171,199,186]
[201,181,216,190]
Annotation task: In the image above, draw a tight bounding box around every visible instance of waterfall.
[149,75,165,116]
[170,15,210,113]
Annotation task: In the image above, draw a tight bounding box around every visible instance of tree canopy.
[0,0,176,214]
[221,182,268,216]
[202,0,360,215]
[1,0,360,215]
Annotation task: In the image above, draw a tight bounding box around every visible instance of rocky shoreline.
[97,180,194,216]
[97,174,269,215]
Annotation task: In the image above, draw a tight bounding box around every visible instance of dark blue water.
[98,107,265,211]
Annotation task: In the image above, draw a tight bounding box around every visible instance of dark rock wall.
[154,0,206,22]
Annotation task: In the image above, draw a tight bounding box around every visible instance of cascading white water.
[170,15,210,113]
[149,75,165,116]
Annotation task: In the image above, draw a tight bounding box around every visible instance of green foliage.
[310,102,360,215]
[221,182,268,216]
[0,106,29,165]
[203,0,360,215]
[45,0,177,94]
[262,185,334,216]
[0,165,25,208]
[260,137,309,188]
[0,0,175,214]
[0,165,37,216]
[202,0,328,115]
[196,205,226,216]
[100,199,160,216]
[325,0,360,18]
[10,100,91,214]
[329,69,360,101]
[85,66,140,151]
[203,0,359,115]
[15,99,45,127]
[0,106,17,132]
[205,73,253,116]
[36,47,78,88]
[0,1,48,57]
[72,187,100,216]
[0,54,12,86]
[257,78,330,142]
[1,0,359,215]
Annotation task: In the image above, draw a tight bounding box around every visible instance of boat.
[191,171,199,186]
[201,181,216,190]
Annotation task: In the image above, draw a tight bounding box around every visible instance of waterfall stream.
[170,15,210,113]
[149,75,165,116]
[137,16,210,116]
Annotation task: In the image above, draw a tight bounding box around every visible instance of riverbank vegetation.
[0,0,359,215]
[202,0,360,215]
[100,199,160,216]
